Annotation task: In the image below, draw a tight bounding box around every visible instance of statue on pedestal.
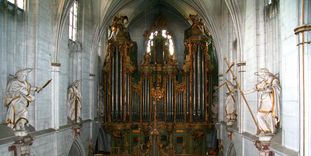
[68,80,82,123]
[246,68,281,135]
[4,68,36,132]
[224,80,237,126]
[218,79,237,126]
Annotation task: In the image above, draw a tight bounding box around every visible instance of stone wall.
[214,0,300,155]
[0,0,102,155]
[0,121,98,156]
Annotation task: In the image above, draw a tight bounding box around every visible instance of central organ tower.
[101,15,218,155]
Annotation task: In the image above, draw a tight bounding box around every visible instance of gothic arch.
[90,0,222,66]
[224,0,245,56]
[226,143,237,156]
[95,128,111,154]
[53,0,76,63]
[68,137,87,156]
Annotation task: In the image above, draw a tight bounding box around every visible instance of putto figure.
[68,80,82,123]
[4,68,37,131]
[246,68,281,135]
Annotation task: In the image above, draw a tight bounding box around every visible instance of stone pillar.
[51,63,61,130]
[295,0,311,155]
[89,74,95,120]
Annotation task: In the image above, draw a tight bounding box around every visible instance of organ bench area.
[101,15,218,156]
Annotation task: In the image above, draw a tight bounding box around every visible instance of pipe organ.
[183,39,212,122]
[140,52,179,122]
[102,15,217,155]
[102,16,135,123]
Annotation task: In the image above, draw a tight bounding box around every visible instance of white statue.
[218,79,237,126]
[224,80,237,126]
[68,80,82,123]
[4,68,37,131]
[246,68,281,135]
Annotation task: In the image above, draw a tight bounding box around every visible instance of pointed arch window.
[7,0,26,11]
[69,0,78,41]
[146,29,174,55]
[145,29,175,64]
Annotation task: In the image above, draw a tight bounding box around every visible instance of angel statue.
[218,79,237,126]
[68,80,82,123]
[245,68,281,135]
[4,68,50,132]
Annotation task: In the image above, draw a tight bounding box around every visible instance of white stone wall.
[0,121,98,156]
[214,0,300,155]
[279,0,300,151]
[0,0,103,155]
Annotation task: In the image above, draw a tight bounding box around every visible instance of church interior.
[0,0,310,156]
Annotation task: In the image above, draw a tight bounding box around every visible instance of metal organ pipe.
[197,45,201,119]
[183,81,187,122]
[140,81,143,122]
[150,77,153,121]
[116,50,119,120]
[173,78,176,122]
[128,75,131,121]
[203,49,206,121]
[122,54,126,121]
[199,46,202,119]
[169,77,171,121]
[164,77,167,122]
[193,46,196,120]
[112,51,115,120]
[166,77,170,121]
[143,78,145,121]
[108,54,112,122]
[118,50,121,120]
[188,77,190,122]
[171,77,173,121]
[119,50,122,121]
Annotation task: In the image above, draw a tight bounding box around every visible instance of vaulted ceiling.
[90,0,239,64]
[96,0,222,37]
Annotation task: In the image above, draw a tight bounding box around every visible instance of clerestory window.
[69,0,78,41]
[7,0,26,11]
[146,29,174,55]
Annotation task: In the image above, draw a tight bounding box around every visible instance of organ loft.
[101,15,218,155]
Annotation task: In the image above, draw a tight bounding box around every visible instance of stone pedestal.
[8,135,34,156]
[14,130,28,137]
[254,139,275,156]
[72,124,82,138]
[227,121,234,126]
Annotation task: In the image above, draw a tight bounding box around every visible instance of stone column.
[295,0,311,155]
[89,74,95,120]
[51,63,61,130]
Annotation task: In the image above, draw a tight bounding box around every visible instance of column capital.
[51,62,61,67]
[294,24,311,34]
